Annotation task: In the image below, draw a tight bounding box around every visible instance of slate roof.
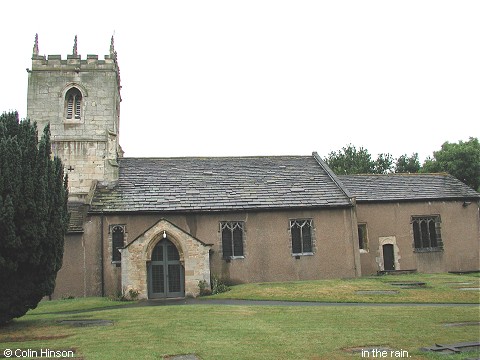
[338,173,480,203]
[90,154,353,213]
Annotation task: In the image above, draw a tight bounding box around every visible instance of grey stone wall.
[27,53,121,201]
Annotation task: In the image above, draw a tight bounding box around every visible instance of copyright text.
[3,348,75,358]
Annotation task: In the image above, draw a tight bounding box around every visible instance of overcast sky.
[1,1,478,161]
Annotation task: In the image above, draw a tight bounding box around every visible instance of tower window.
[65,87,82,120]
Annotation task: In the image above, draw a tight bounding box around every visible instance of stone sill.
[413,248,444,253]
[223,256,245,262]
[292,252,314,258]
[64,119,83,125]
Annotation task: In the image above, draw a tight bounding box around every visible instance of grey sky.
[1,1,478,161]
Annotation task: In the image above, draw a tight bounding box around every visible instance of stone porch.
[121,219,212,298]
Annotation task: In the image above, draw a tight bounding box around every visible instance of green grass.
[0,274,478,359]
[1,300,478,359]
[28,296,131,314]
[209,272,480,304]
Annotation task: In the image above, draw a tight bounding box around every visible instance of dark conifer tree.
[0,111,68,325]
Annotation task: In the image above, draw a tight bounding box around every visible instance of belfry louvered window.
[65,87,82,120]
[412,216,443,251]
[290,219,313,255]
[220,221,244,258]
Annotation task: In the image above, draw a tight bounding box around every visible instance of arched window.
[65,87,82,120]
[290,219,313,255]
[111,225,125,262]
[220,221,245,259]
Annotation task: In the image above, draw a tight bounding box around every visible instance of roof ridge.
[119,155,313,160]
[312,152,354,201]
[339,172,451,177]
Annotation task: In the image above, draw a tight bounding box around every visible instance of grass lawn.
[209,272,480,304]
[0,273,478,360]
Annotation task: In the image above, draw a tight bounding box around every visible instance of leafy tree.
[422,137,480,191]
[395,153,421,173]
[324,145,373,174]
[373,153,394,174]
[0,111,69,325]
[324,144,393,174]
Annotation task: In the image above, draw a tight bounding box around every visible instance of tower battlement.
[32,54,117,68]
[29,34,121,91]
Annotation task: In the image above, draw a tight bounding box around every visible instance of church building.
[26,36,480,299]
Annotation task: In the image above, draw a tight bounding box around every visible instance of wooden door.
[382,244,395,271]
[148,239,184,298]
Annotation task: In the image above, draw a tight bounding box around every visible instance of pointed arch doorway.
[147,239,185,298]
[122,218,212,299]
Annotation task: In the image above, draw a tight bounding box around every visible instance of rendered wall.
[355,200,480,275]
[53,207,360,298]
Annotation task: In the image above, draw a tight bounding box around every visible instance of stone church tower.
[27,34,122,203]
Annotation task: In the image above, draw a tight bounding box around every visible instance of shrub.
[109,287,139,302]
[211,275,230,295]
[198,280,212,296]
[128,289,139,301]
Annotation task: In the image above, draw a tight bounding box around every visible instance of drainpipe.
[100,213,105,297]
